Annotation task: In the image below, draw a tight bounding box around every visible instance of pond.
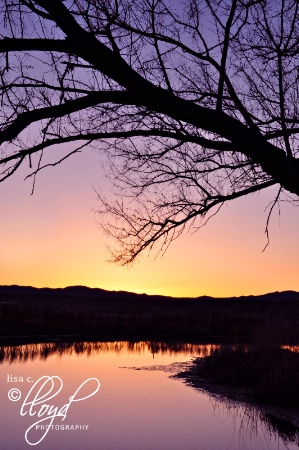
[0,340,298,449]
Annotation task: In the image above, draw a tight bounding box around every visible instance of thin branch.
[25,140,92,180]
[216,0,237,112]
[99,179,276,265]
[0,90,132,145]
[262,187,282,252]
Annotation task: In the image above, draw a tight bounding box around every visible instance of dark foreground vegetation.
[196,345,299,409]
[1,286,299,343]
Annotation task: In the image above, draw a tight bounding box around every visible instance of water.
[0,341,298,450]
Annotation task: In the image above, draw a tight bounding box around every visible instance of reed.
[198,345,299,408]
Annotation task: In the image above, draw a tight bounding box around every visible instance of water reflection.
[210,398,299,448]
[0,340,220,364]
[1,340,298,449]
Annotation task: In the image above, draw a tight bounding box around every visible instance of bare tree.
[1,0,299,263]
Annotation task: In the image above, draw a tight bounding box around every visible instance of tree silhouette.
[1,0,299,263]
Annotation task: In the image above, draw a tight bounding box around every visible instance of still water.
[0,341,298,450]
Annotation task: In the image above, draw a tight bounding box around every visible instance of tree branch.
[0,90,132,145]
[98,178,277,265]
[0,37,71,54]
[216,0,237,112]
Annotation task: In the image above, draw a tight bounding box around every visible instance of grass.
[197,345,299,408]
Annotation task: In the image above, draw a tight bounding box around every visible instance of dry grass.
[198,345,299,408]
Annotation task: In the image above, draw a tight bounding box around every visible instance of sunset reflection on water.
[0,340,298,450]
[0,340,220,364]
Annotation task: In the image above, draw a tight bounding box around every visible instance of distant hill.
[0,284,299,302]
[0,284,172,301]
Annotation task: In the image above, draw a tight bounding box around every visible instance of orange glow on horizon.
[1,149,299,298]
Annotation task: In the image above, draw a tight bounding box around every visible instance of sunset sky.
[1,141,299,298]
[1,1,299,298]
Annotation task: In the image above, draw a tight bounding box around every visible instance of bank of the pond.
[179,346,299,410]
[173,346,299,447]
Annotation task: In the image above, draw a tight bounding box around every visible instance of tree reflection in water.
[0,341,220,364]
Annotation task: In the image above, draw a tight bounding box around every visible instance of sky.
[1,1,299,298]
[1,140,299,298]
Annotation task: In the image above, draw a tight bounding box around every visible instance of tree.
[1,0,299,264]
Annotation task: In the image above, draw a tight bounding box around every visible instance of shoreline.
[175,356,299,440]
[0,333,247,347]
